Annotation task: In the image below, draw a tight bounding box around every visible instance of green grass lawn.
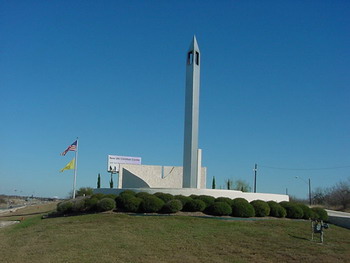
[1,210,349,263]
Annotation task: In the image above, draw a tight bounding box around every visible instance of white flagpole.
[72,137,79,199]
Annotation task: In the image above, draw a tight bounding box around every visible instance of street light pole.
[253,164,257,193]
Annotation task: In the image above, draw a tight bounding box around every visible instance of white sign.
[107,155,142,173]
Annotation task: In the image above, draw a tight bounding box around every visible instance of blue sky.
[1,1,349,198]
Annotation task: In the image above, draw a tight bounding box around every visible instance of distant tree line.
[211,177,251,192]
[312,177,350,210]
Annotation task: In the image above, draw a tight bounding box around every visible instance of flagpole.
[72,137,79,199]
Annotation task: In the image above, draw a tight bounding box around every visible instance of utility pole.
[295,176,312,206]
[253,164,257,193]
[309,178,312,206]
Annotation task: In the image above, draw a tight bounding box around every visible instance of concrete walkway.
[326,209,350,229]
[0,221,20,228]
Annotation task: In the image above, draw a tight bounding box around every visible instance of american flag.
[61,140,77,156]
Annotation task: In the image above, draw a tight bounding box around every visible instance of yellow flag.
[60,158,75,172]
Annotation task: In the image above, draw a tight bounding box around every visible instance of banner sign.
[107,155,142,173]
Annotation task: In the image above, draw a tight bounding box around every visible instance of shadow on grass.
[288,234,310,241]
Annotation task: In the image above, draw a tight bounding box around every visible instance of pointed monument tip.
[188,35,200,52]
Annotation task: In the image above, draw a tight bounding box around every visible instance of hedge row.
[56,191,328,221]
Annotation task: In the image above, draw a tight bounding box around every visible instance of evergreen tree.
[212,176,216,189]
[97,173,101,189]
[110,174,114,188]
[226,179,233,190]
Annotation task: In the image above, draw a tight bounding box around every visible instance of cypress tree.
[110,174,114,188]
[97,173,101,188]
[212,176,216,189]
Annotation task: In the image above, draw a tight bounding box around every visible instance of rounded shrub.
[91,193,106,200]
[250,200,270,217]
[267,201,286,218]
[231,198,255,217]
[154,192,174,203]
[120,190,136,196]
[116,193,135,210]
[104,194,118,200]
[97,198,116,212]
[139,195,165,213]
[57,201,73,214]
[189,194,199,199]
[215,197,234,206]
[183,199,206,212]
[72,198,86,213]
[174,195,192,207]
[205,202,232,216]
[85,197,99,212]
[196,195,216,207]
[311,207,328,221]
[135,192,152,199]
[123,197,142,213]
[280,202,304,219]
[298,203,312,220]
[161,199,183,214]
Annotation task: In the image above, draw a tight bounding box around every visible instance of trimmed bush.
[72,198,86,212]
[231,198,255,217]
[124,197,142,213]
[154,192,174,203]
[215,197,234,206]
[311,207,328,221]
[161,200,183,213]
[183,199,206,212]
[174,195,192,207]
[280,202,304,219]
[104,194,118,200]
[139,195,165,213]
[298,203,312,220]
[91,193,106,200]
[189,194,199,199]
[85,197,99,212]
[57,201,73,214]
[97,198,116,212]
[116,194,135,210]
[205,202,232,216]
[267,201,286,218]
[196,195,216,207]
[250,200,270,217]
[120,190,136,196]
[135,192,152,199]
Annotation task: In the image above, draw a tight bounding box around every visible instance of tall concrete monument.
[183,36,201,188]
[94,36,289,203]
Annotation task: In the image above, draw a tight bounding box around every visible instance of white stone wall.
[118,164,206,189]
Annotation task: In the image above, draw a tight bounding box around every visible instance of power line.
[259,165,350,171]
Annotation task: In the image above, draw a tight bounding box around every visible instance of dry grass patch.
[0,202,58,222]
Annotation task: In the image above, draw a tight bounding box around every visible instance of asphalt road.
[326,209,350,229]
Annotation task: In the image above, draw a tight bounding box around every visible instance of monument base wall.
[118,164,206,189]
[94,188,289,203]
